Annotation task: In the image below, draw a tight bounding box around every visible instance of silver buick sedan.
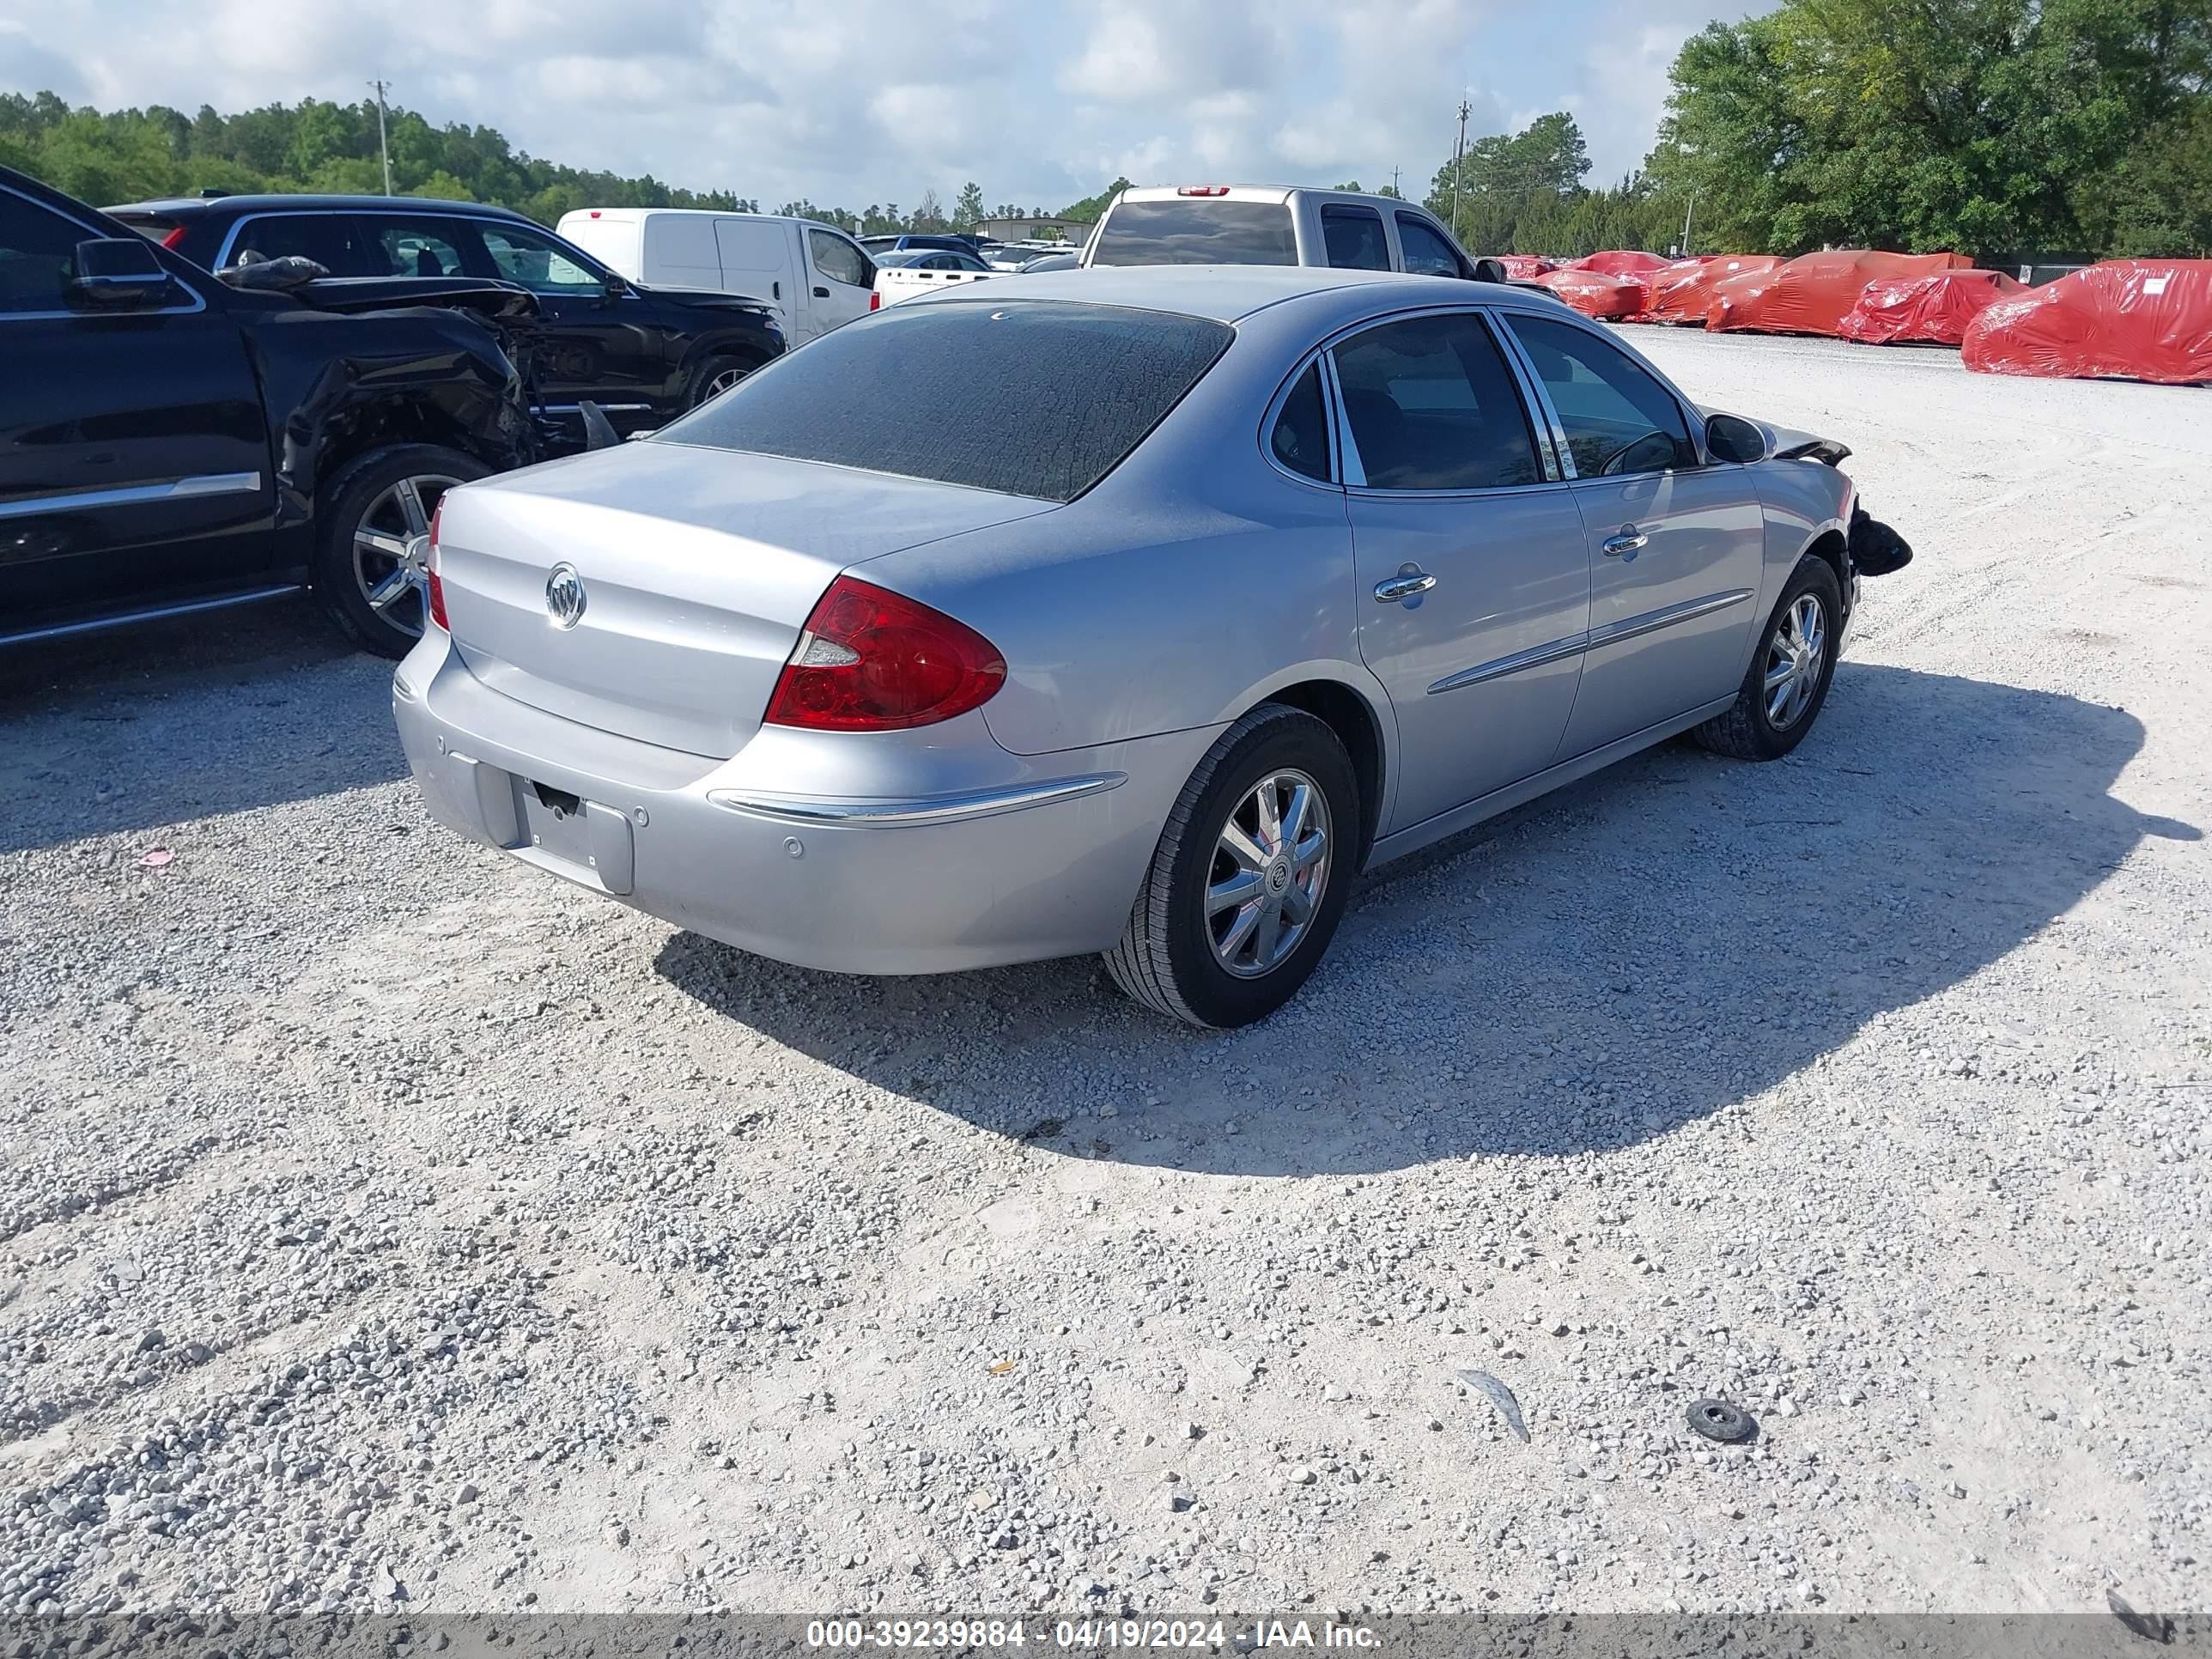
[393,266,1909,1027]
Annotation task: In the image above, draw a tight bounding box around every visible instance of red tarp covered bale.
[1836,269,2026,346]
[1707,249,1972,337]
[1487,254,1557,279]
[1532,266,1647,319]
[1962,260,2212,385]
[1638,255,1780,325]
[1569,250,1672,278]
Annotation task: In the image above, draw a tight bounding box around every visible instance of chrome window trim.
[1255,350,1344,492]
[1587,589,1754,651]
[1320,350,1365,488]
[1428,632,1589,696]
[0,182,209,321]
[1488,313,1577,480]
[1480,311,1565,482]
[1316,303,1576,501]
[0,471,263,520]
[708,771,1126,827]
[1494,306,1716,483]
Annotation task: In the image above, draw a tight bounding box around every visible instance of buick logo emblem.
[545,562,586,629]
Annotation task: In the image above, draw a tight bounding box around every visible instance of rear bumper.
[392,633,1214,975]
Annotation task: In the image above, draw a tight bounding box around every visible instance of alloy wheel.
[1207,769,1332,979]
[1762,592,1827,730]
[352,473,464,641]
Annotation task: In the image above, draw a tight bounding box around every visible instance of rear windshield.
[656,299,1233,502]
[1090,198,1297,266]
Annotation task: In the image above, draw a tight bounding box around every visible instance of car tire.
[690,356,757,409]
[312,443,489,659]
[1104,704,1361,1029]
[1692,553,1844,761]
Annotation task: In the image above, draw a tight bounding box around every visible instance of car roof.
[1114,184,1441,216]
[105,193,533,222]
[943,264,1534,324]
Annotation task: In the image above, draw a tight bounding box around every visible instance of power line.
[368,79,393,196]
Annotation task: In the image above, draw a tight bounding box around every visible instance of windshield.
[1091,198,1297,266]
[654,298,1233,502]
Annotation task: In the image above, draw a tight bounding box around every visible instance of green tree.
[954,180,985,228]
[1646,0,2212,257]
[1059,177,1132,224]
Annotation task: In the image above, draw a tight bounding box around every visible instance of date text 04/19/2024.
[804,1619,1382,1650]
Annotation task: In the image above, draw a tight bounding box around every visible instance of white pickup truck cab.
[1083,185,1486,278]
[556,209,878,343]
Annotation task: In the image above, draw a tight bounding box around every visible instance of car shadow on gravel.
[0,597,407,854]
[656,664,2198,1176]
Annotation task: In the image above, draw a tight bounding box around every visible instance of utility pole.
[1450,99,1471,241]
[1678,187,1697,258]
[1391,164,1401,197]
[368,79,393,196]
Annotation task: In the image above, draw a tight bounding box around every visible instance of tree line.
[0,90,1110,236]
[6,0,2204,261]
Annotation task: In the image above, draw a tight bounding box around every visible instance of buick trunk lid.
[433,442,1051,758]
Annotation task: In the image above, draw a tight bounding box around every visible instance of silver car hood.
[435,441,1054,759]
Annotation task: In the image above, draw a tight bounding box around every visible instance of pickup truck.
[3,165,539,659]
[1085,185,1490,278]
[870,246,1000,308]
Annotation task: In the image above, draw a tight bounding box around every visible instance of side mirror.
[68,237,174,308]
[1468,257,1509,283]
[601,272,629,299]
[1705,411,1770,465]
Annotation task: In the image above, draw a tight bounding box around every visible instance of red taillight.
[159,226,189,249]
[869,290,881,310]
[425,499,450,632]
[765,576,1005,732]
[1176,185,1231,197]
[588,210,602,218]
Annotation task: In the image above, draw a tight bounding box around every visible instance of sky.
[1,0,1762,213]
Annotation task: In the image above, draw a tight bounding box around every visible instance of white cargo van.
[555,209,878,343]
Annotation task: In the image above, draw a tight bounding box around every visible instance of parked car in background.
[872,246,999,307]
[858,233,984,259]
[1085,185,1486,279]
[3,165,537,658]
[1018,252,1082,273]
[106,194,786,442]
[552,207,875,343]
[393,266,1911,1027]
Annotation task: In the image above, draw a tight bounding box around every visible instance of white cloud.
[10,0,1753,216]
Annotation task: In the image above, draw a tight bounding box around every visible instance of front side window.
[0,190,86,313]
[1507,313,1696,477]
[1331,313,1540,491]
[1395,214,1466,279]
[477,221,604,294]
[659,298,1233,503]
[808,228,870,289]
[1090,198,1297,266]
[1321,206,1389,271]
[1269,361,1333,483]
[368,218,470,278]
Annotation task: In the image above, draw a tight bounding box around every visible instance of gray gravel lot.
[2,331,2208,1622]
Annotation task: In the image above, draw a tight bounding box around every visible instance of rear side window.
[1321,206,1389,271]
[1270,362,1333,483]
[1091,198,1297,266]
[228,214,357,271]
[1332,313,1540,491]
[477,221,604,294]
[659,299,1233,502]
[1395,214,1466,278]
[1507,313,1696,477]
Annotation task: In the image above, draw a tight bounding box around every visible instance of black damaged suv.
[2,165,542,658]
[108,191,787,447]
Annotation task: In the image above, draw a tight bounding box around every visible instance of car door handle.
[1602,529,1649,558]
[813,285,830,298]
[1374,568,1437,605]
[773,280,781,300]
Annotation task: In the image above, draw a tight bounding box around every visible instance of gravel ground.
[2,331,2208,1625]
